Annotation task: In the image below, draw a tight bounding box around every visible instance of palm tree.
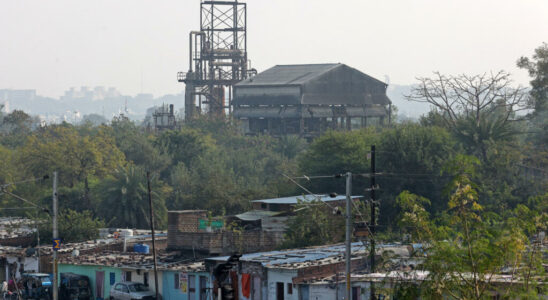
[97,165,168,229]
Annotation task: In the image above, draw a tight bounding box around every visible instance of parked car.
[109,282,155,300]
[59,273,92,300]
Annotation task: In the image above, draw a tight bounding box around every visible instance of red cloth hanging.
[241,273,251,298]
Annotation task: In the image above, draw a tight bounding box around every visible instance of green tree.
[281,198,345,248]
[378,124,455,220]
[298,129,378,194]
[95,165,170,229]
[0,110,40,147]
[38,209,105,243]
[80,114,108,126]
[155,128,216,167]
[275,135,307,160]
[517,42,548,117]
[20,125,125,208]
[397,156,546,299]
[109,116,171,172]
[168,134,295,214]
[517,43,548,177]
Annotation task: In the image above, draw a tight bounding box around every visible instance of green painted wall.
[58,264,122,299]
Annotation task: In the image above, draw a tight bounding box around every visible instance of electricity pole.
[146,172,159,300]
[369,145,376,300]
[345,172,352,300]
[52,171,58,300]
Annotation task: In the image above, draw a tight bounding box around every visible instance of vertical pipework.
[189,32,193,72]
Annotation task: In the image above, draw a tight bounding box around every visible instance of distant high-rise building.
[0,89,36,102]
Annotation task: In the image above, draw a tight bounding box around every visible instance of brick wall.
[168,210,207,233]
[168,230,284,255]
[293,258,367,284]
[167,210,286,255]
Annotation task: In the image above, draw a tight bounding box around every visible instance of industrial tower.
[178,0,255,119]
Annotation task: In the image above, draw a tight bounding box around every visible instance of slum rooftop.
[250,194,362,205]
[58,250,205,272]
[304,270,546,285]
[0,231,167,257]
[0,217,37,239]
[207,242,413,269]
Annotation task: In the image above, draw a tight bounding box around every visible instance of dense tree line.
[0,44,545,256]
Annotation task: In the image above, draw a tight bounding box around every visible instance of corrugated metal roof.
[251,194,362,204]
[207,242,410,269]
[236,64,341,86]
[234,210,282,221]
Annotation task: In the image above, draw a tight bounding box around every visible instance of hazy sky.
[1,0,546,98]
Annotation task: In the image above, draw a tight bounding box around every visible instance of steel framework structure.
[178,0,255,119]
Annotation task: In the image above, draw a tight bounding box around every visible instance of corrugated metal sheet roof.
[236,64,340,86]
[234,210,282,221]
[251,194,362,204]
[207,242,411,269]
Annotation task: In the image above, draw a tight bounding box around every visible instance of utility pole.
[36,217,40,272]
[52,171,58,300]
[146,172,159,300]
[345,172,352,300]
[369,145,376,300]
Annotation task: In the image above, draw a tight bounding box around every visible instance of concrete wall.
[162,271,210,300]
[168,229,282,255]
[267,269,299,300]
[5,256,39,279]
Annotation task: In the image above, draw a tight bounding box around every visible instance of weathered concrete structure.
[167,210,282,256]
[233,63,392,137]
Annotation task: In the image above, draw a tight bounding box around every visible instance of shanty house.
[58,251,210,300]
[250,194,362,212]
[233,63,392,137]
[205,242,371,300]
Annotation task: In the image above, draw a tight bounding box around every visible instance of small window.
[287,283,292,295]
[121,285,129,293]
[174,273,180,289]
[143,272,149,286]
[261,203,267,209]
[125,271,132,282]
[115,284,123,291]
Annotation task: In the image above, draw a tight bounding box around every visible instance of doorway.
[276,282,284,300]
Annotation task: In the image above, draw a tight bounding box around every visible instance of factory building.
[233,63,392,137]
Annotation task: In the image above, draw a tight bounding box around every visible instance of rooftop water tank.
[133,243,150,254]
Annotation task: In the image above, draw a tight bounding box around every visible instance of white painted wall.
[267,269,298,300]
[309,282,371,300]
[6,256,39,279]
[309,285,336,300]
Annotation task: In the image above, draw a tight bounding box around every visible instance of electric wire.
[281,173,336,210]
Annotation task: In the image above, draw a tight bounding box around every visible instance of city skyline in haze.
[1,0,546,98]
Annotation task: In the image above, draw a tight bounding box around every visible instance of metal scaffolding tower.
[178,0,255,119]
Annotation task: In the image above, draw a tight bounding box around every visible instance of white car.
[109,282,155,300]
